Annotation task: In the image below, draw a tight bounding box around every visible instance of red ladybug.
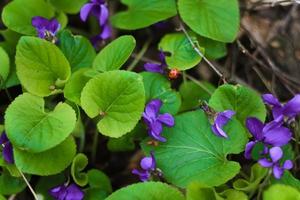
[168,68,180,79]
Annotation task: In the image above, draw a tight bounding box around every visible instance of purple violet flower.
[143,99,175,142]
[49,183,84,200]
[244,117,292,159]
[132,151,161,182]
[0,132,14,164]
[144,50,167,74]
[80,0,111,42]
[262,93,300,121]
[258,146,293,179]
[211,110,235,138]
[31,16,60,42]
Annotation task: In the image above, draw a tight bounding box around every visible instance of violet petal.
[244,141,256,159]
[157,113,175,127]
[269,147,283,163]
[246,117,264,140]
[258,158,273,168]
[272,164,284,179]
[80,3,94,21]
[263,126,292,147]
[283,160,293,170]
[282,94,300,118]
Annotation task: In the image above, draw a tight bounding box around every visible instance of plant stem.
[256,170,272,200]
[91,129,99,163]
[127,38,152,71]
[184,74,213,95]
[18,168,38,200]
[178,23,225,81]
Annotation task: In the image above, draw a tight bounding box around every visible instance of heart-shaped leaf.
[5,93,76,153]
[263,184,300,200]
[179,81,215,112]
[106,182,185,200]
[198,37,227,60]
[0,170,27,195]
[58,30,96,72]
[141,72,181,115]
[16,36,71,97]
[111,0,177,30]
[178,0,239,42]
[0,47,10,86]
[159,33,203,70]
[209,84,267,125]
[87,169,112,193]
[49,0,88,14]
[14,137,76,176]
[93,36,136,72]
[142,110,248,187]
[81,71,145,138]
[71,153,88,187]
[1,0,62,35]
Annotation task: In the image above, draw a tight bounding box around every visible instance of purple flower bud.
[132,152,160,182]
[258,147,293,179]
[143,99,175,142]
[32,16,60,42]
[211,110,235,138]
[49,183,84,200]
[144,50,167,74]
[0,132,14,164]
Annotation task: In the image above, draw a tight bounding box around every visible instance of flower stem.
[256,170,272,200]
[127,38,152,71]
[17,168,38,200]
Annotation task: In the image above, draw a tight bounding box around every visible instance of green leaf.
[272,171,300,191]
[111,0,177,30]
[64,68,97,105]
[263,184,300,200]
[107,122,147,152]
[0,170,27,195]
[142,110,247,188]
[16,36,71,97]
[50,0,88,14]
[233,163,268,192]
[105,182,185,200]
[71,153,88,187]
[14,136,76,176]
[159,33,203,70]
[209,84,267,125]
[58,30,96,72]
[85,188,108,200]
[93,36,136,72]
[0,47,10,86]
[219,189,248,200]
[81,71,145,138]
[141,72,181,115]
[179,81,215,112]
[1,0,61,35]
[87,169,112,193]
[198,37,227,60]
[5,93,76,153]
[178,0,240,42]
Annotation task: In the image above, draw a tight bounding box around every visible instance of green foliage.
[87,169,112,193]
[81,71,145,138]
[141,72,181,115]
[142,110,248,188]
[71,153,88,187]
[186,182,248,200]
[263,184,300,200]
[233,163,268,192]
[16,36,71,97]
[1,0,60,35]
[93,36,136,72]
[178,0,240,42]
[111,0,177,30]
[58,30,96,72]
[0,47,10,87]
[50,0,88,14]
[209,84,267,125]
[5,93,76,153]
[198,37,227,60]
[272,171,300,191]
[159,33,203,70]
[0,170,27,195]
[64,68,97,105]
[14,137,76,175]
[179,81,215,112]
[105,182,185,200]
